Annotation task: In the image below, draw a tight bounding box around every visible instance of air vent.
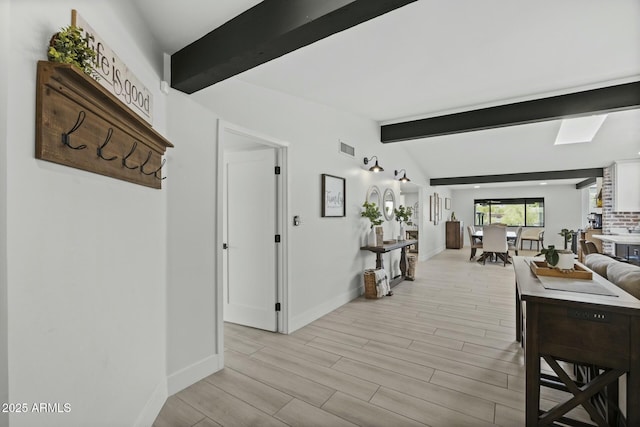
[339,141,355,158]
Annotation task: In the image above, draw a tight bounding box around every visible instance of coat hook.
[122,140,139,170]
[97,128,118,161]
[61,110,87,150]
[140,151,155,175]
[154,158,167,180]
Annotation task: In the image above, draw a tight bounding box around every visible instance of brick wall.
[601,165,640,253]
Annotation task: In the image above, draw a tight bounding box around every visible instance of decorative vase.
[368,228,376,247]
[375,226,384,247]
[555,250,574,270]
[399,224,405,241]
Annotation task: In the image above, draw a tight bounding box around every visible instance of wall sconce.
[363,156,384,173]
[395,169,411,182]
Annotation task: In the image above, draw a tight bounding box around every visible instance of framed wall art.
[321,174,346,217]
[429,195,433,222]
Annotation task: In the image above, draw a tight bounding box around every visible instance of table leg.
[628,317,640,426]
[515,281,522,343]
[525,303,540,426]
[399,247,407,276]
[376,253,383,270]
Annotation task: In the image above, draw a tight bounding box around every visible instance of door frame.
[215,120,290,362]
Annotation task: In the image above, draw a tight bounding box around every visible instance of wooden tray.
[530,260,592,280]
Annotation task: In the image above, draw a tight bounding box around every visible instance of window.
[474,198,544,227]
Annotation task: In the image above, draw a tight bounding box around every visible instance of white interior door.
[223,148,278,331]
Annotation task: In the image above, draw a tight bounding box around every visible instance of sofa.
[584,253,640,298]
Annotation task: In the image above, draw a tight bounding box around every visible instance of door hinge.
[275,303,281,312]
[275,166,281,175]
[275,234,281,243]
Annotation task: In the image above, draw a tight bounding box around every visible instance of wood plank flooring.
[154,248,596,427]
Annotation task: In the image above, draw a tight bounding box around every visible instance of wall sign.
[72,9,153,124]
[321,174,346,217]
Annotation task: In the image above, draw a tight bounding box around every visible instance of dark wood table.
[513,256,640,426]
[361,239,417,287]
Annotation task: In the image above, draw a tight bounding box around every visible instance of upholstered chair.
[467,225,483,260]
[482,224,509,266]
[508,226,523,256]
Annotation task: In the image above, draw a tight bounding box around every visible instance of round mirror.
[383,188,396,221]
[366,185,381,211]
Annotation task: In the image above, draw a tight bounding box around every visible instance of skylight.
[555,114,608,145]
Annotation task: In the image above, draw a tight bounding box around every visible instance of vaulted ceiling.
[131,0,640,186]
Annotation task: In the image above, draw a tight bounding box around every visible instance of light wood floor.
[154,248,596,427]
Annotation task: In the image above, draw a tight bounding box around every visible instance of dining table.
[472,230,517,240]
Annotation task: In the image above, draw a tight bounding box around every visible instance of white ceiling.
[131,0,640,184]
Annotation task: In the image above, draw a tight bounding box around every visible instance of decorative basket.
[363,269,380,299]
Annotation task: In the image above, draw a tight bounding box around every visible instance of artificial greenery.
[48,25,98,79]
[559,228,575,250]
[537,245,559,266]
[394,205,413,226]
[361,201,383,229]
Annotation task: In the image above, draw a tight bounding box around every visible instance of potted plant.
[537,245,574,270]
[361,201,383,246]
[48,25,99,79]
[559,228,575,250]
[393,205,413,241]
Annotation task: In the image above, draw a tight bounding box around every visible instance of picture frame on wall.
[445,197,451,210]
[321,174,346,217]
[429,195,433,222]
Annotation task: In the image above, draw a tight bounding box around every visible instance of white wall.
[2,3,454,424]
[0,0,10,425]
[165,92,219,393]
[5,1,167,426]
[188,78,444,331]
[451,184,583,249]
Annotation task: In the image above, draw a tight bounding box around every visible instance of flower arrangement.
[393,205,413,226]
[48,25,99,79]
[361,201,383,229]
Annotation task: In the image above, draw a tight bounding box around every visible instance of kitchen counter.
[592,234,640,244]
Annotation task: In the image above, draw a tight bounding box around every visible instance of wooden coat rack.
[36,61,174,189]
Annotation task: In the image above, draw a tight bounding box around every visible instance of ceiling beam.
[576,177,597,189]
[430,168,604,187]
[171,0,417,94]
[381,82,640,143]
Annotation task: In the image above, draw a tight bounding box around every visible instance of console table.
[513,256,640,426]
[361,239,417,287]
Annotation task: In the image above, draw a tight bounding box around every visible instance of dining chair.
[467,225,482,260]
[481,224,509,266]
[508,226,523,256]
[521,228,544,250]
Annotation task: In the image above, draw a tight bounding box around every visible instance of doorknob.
[223,243,228,249]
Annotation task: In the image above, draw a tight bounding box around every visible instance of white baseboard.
[419,245,445,262]
[167,354,221,395]
[289,287,361,333]
[134,379,167,427]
